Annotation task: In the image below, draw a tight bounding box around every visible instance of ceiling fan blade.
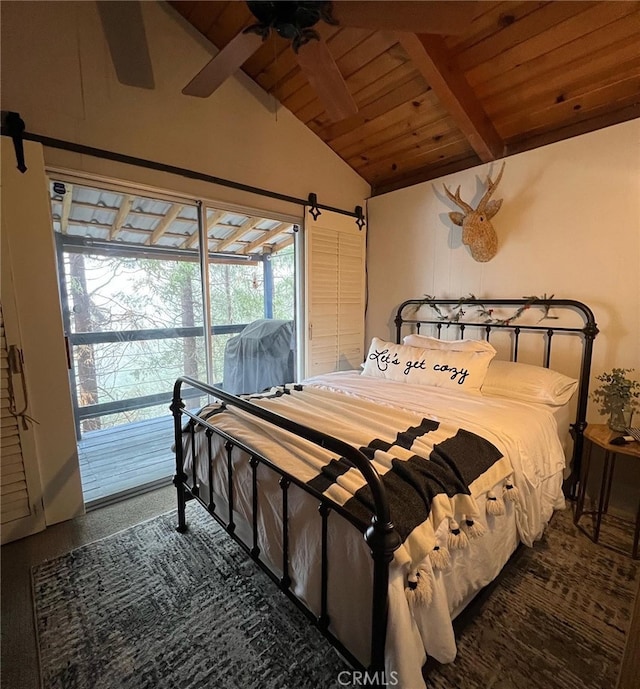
[96,1,155,89]
[296,39,358,123]
[183,31,263,98]
[331,1,478,35]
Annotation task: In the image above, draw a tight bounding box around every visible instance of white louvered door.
[0,247,45,544]
[304,209,366,378]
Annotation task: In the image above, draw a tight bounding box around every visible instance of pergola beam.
[147,203,183,246]
[240,222,292,255]
[215,217,262,252]
[51,186,297,257]
[59,198,166,222]
[399,33,504,162]
[182,209,226,249]
[110,194,134,240]
[60,184,73,234]
[271,235,295,254]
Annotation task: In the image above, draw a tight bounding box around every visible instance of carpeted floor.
[32,504,637,689]
[32,504,350,689]
[427,509,638,689]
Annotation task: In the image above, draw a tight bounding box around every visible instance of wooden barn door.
[304,208,366,378]
[0,244,45,544]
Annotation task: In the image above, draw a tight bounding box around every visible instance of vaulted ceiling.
[168,1,640,195]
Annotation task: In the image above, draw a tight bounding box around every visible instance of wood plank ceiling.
[169,1,640,195]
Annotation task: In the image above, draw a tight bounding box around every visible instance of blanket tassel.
[462,516,486,539]
[503,476,520,504]
[429,545,451,571]
[486,490,506,516]
[405,566,433,607]
[447,519,470,550]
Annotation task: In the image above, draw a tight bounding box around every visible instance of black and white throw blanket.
[192,383,515,572]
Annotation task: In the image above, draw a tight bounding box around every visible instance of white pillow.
[362,337,495,394]
[481,360,578,406]
[403,333,496,354]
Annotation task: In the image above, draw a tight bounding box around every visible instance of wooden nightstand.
[574,424,640,559]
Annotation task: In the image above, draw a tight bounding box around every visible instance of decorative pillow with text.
[362,337,496,394]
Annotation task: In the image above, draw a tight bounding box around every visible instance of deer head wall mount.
[443,162,505,262]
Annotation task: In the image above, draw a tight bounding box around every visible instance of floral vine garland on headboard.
[418,294,559,326]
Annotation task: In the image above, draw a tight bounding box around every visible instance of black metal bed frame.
[171,376,401,678]
[171,297,597,682]
[395,297,598,496]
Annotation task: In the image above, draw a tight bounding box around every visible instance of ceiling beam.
[215,217,262,252]
[240,222,292,255]
[109,194,134,240]
[60,184,73,234]
[332,1,478,35]
[147,204,184,246]
[399,33,504,162]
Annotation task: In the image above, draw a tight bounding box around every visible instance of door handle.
[7,344,35,429]
[8,343,24,375]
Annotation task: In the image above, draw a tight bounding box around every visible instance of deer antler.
[477,162,505,213]
[443,184,473,213]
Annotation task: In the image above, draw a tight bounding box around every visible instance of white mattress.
[183,371,567,689]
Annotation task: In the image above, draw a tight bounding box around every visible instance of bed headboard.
[394,297,599,499]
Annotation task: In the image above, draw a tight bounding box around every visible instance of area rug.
[32,504,351,689]
[426,509,638,689]
[32,504,637,689]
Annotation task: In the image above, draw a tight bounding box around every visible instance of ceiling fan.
[97,1,155,90]
[97,1,477,123]
[182,1,477,122]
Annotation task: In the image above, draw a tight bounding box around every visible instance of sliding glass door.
[49,177,299,506]
[205,207,298,393]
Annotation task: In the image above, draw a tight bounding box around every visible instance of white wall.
[0,0,369,523]
[366,119,640,514]
[367,119,639,398]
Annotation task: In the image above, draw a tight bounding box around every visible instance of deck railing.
[69,323,248,437]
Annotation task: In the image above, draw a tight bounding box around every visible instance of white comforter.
[306,371,566,547]
[184,371,567,689]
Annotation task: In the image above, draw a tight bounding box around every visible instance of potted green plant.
[591,368,640,432]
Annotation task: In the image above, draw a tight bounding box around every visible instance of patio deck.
[78,415,177,506]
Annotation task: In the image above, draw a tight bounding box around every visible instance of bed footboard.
[171,375,401,678]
